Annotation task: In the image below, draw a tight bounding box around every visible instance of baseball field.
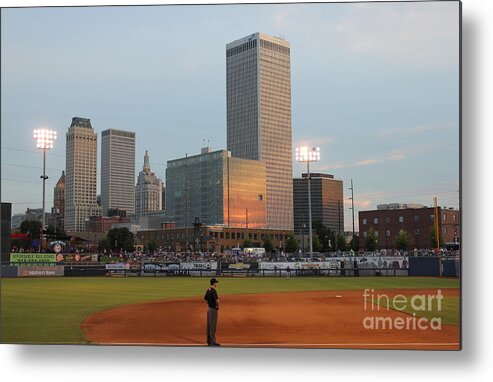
[0,276,460,349]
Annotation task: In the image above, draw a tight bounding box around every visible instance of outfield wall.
[0,265,65,278]
[0,255,460,278]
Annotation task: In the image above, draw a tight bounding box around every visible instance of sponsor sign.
[18,266,64,277]
[143,263,181,271]
[259,262,292,270]
[356,256,408,269]
[259,257,407,270]
[180,262,217,270]
[228,262,250,270]
[56,254,99,262]
[105,263,130,270]
[10,253,56,264]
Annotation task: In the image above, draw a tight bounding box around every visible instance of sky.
[0,1,460,231]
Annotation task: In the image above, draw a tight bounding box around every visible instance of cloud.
[354,158,382,167]
[378,122,458,139]
[269,2,458,70]
[337,2,459,68]
[353,200,372,209]
[318,147,411,171]
[387,150,406,161]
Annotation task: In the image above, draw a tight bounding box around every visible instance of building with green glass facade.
[165,148,266,228]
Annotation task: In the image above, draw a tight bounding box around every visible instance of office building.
[11,213,25,230]
[101,129,136,216]
[293,173,344,235]
[65,117,101,232]
[85,215,131,233]
[226,32,293,230]
[135,150,163,218]
[52,170,65,229]
[359,205,461,249]
[166,147,266,228]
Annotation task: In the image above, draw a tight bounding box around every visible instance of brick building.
[135,225,293,253]
[359,204,460,250]
[85,215,131,233]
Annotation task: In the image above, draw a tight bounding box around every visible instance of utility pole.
[434,197,440,252]
[185,153,188,228]
[338,200,342,236]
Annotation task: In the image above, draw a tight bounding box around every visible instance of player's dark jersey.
[204,287,219,309]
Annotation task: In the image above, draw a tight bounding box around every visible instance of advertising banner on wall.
[56,253,99,263]
[105,263,130,270]
[259,257,409,270]
[227,263,251,270]
[17,266,64,277]
[10,253,56,264]
[143,263,180,271]
[180,262,218,270]
[353,256,408,269]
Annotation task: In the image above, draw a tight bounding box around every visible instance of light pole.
[349,179,355,250]
[295,146,320,256]
[33,128,57,252]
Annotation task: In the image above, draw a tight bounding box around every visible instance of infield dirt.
[81,288,459,350]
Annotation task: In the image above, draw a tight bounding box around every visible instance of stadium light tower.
[295,146,320,256]
[33,128,57,251]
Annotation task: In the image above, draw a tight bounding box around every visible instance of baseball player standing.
[204,278,220,346]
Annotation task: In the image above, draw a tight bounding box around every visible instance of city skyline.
[1,2,460,231]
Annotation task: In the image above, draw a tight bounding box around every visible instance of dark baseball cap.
[210,278,219,285]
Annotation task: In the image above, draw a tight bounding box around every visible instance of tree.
[20,220,42,237]
[285,234,299,253]
[396,229,412,251]
[336,234,347,252]
[45,224,66,239]
[365,227,378,251]
[430,226,444,249]
[107,227,135,252]
[263,236,274,253]
[313,221,333,252]
[242,238,253,248]
[98,237,111,252]
[350,234,360,251]
[147,239,158,253]
[311,234,323,252]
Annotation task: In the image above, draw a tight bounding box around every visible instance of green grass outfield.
[0,276,460,344]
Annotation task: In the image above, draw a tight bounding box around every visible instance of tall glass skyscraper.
[226,32,293,230]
